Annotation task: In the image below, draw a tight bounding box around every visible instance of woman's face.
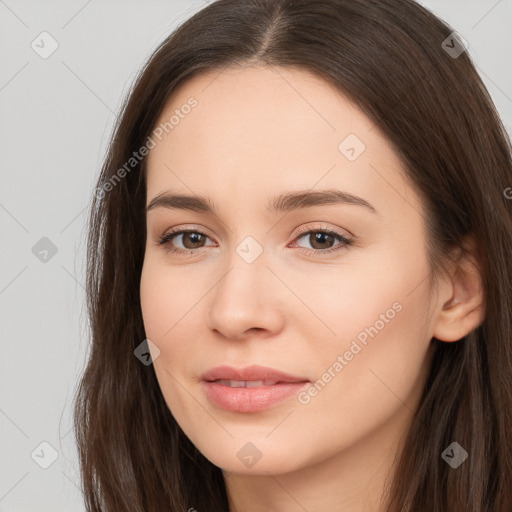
[140,64,438,475]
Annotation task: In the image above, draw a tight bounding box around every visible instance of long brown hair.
[73,0,512,510]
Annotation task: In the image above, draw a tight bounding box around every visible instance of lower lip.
[202,381,310,413]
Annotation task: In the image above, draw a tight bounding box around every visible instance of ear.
[431,236,486,342]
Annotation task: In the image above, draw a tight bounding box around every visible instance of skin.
[140,63,485,512]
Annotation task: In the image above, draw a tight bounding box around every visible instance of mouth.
[207,379,288,388]
[200,365,310,413]
[200,364,309,384]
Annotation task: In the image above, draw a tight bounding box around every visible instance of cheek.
[140,259,196,341]
[306,277,433,438]
[140,263,165,340]
[284,252,409,348]
[139,260,209,387]
[301,247,432,417]
[140,262,201,419]
[140,263,184,393]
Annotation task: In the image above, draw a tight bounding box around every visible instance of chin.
[192,437,312,476]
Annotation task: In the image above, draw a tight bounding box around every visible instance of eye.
[157,227,215,255]
[157,224,354,256]
[290,225,353,256]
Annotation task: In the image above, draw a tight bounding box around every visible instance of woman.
[74,0,512,510]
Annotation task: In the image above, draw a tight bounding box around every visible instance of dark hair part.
[74,0,512,510]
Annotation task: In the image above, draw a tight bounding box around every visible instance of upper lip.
[201,365,310,383]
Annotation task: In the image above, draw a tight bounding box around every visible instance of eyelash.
[157,224,353,257]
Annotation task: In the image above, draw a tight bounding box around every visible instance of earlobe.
[431,238,486,343]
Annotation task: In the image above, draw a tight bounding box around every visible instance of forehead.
[149,64,372,164]
[145,64,420,219]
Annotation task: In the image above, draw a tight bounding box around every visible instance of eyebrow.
[146,189,378,215]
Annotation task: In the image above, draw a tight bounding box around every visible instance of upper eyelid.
[161,224,350,238]
[294,223,352,238]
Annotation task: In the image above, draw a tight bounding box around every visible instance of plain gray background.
[1,0,511,510]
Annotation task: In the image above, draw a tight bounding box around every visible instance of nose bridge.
[216,235,270,308]
[207,236,284,338]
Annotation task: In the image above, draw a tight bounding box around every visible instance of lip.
[201,365,310,413]
[201,364,309,383]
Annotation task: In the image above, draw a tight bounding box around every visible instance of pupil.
[186,233,203,248]
[313,232,332,249]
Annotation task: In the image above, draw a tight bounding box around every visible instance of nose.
[207,253,285,341]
